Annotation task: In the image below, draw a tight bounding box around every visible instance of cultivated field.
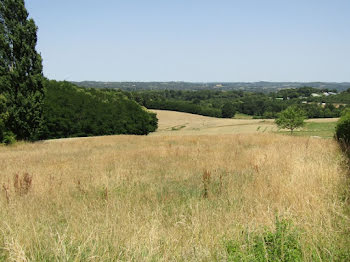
[0,111,349,261]
[151,110,277,136]
[151,110,338,137]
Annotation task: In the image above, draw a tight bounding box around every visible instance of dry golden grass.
[151,110,277,136]
[0,132,349,261]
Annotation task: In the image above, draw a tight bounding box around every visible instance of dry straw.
[0,133,349,260]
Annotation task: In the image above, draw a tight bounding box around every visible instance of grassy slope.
[0,111,349,261]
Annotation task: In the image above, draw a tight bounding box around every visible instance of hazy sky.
[26,0,350,82]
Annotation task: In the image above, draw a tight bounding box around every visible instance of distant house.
[311,93,321,97]
[322,92,336,96]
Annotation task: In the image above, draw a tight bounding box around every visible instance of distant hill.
[72,81,350,93]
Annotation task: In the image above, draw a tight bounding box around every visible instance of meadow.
[0,111,349,261]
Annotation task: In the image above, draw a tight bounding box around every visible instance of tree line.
[40,81,157,140]
[73,81,350,93]
[126,88,349,119]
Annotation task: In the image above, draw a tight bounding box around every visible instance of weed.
[218,172,224,195]
[2,183,10,203]
[75,179,86,194]
[13,173,32,196]
[202,170,211,198]
[102,186,108,201]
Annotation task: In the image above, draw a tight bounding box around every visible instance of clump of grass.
[226,217,303,261]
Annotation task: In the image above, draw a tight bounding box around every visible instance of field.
[0,111,349,261]
[151,110,338,138]
[283,121,337,138]
[151,110,276,136]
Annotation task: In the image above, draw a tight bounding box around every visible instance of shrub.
[335,109,350,151]
[2,131,16,145]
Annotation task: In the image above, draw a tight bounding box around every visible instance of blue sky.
[26,0,350,82]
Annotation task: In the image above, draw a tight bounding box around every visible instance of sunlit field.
[150,110,277,136]
[0,111,349,261]
[151,110,338,138]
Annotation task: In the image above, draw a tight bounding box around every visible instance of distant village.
[275,91,344,108]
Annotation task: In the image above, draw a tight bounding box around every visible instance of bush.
[335,109,350,150]
[2,131,16,145]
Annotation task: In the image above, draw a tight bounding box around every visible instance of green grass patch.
[225,216,350,261]
[225,217,303,262]
[234,113,253,119]
[278,121,337,138]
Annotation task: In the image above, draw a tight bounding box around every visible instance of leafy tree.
[221,102,236,118]
[0,0,44,141]
[275,106,306,134]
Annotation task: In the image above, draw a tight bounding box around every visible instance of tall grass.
[0,134,349,261]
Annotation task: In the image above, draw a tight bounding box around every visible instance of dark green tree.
[0,0,44,141]
[275,106,306,134]
[221,102,236,118]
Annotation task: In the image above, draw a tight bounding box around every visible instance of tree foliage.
[40,81,158,139]
[275,106,306,134]
[221,102,236,118]
[0,0,45,141]
[129,89,346,119]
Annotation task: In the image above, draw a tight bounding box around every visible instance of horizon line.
[68,80,350,84]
